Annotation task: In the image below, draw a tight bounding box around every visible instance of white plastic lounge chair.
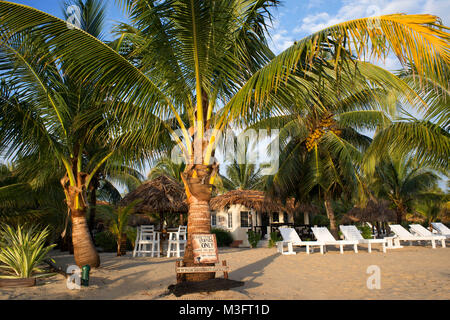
[409,224,446,247]
[431,222,450,239]
[339,225,387,253]
[311,227,358,254]
[276,227,324,255]
[389,224,443,249]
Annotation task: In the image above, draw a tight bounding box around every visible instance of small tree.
[97,200,141,256]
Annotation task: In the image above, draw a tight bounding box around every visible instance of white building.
[209,190,296,247]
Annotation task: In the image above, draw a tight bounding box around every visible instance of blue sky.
[14,0,450,68]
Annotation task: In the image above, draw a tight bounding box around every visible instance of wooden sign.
[192,234,219,264]
[175,260,230,283]
[176,266,230,273]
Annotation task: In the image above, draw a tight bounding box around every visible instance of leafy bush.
[247,230,261,248]
[211,228,233,247]
[311,214,329,226]
[357,225,373,239]
[0,224,56,279]
[268,231,281,248]
[95,231,133,252]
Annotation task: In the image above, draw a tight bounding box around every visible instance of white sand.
[1,244,449,300]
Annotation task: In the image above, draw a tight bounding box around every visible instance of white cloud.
[270,29,295,54]
[294,0,450,35]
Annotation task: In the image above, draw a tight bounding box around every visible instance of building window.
[241,211,251,228]
[227,212,233,229]
[272,212,279,223]
[211,212,217,227]
[283,212,288,224]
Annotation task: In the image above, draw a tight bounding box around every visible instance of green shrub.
[211,228,233,247]
[311,214,329,226]
[268,231,281,248]
[95,231,133,252]
[0,224,56,279]
[357,225,373,239]
[247,230,261,248]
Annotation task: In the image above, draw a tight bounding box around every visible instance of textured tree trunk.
[181,164,217,282]
[324,193,339,239]
[117,233,127,256]
[61,173,100,268]
[395,207,404,224]
[88,176,99,236]
[71,209,100,267]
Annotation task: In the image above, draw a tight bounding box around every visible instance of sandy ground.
[1,243,449,300]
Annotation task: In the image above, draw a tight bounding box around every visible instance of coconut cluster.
[305,115,341,151]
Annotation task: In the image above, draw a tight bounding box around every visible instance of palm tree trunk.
[71,209,100,267]
[61,174,100,268]
[395,207,404,224]
[181,164,216,282]
[117,233,127,256]
[88,176,99,236]
[324,193,339,238]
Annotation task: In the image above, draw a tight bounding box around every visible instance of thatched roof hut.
[210,190,297,214]
[342,199,396,224]
[120,175,187,227]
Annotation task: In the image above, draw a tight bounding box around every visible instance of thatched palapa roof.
[342,199,396,223]
[210,190,296,214]
[120,175,188,214]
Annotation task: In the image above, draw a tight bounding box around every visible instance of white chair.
[389,224,442,249]
[340,225,387,253]
[431,222,450,239]
[276,227,324,255]
[409,224,446,247]
[133,225,160,257]
[167,226,187,257]
[311,227,359,254]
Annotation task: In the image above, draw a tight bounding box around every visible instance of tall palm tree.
[0,0,157,268]
[370,155,440,224]
[1,1,448,280]
[365,65,450,174]
[259,92,374,237]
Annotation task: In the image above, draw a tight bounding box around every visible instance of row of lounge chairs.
[276,222,449,255]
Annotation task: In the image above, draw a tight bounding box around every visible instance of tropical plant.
[0,0,159,268]
[148,157,186,183]
[365,65,450,174]
[259,86,376,237]
[1,1,448,281]
[414,191,448,230]
[211,228,233,247]
[0,224,56,279]
[0,161,67,242]
[268,231,281,248]
[247,230,261,248]
[370,155,440,223]
[97,200,140,256]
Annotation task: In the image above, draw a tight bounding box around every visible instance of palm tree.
[0,160,67,243]
[1,1,448,281]
[148,157,185,183]
[97,200,140,256]
[0,0,157,268]
[365,65,450,174]
[414,192,448,231]
[370,155,440,224]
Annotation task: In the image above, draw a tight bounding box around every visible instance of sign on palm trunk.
[192,234,218,264]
